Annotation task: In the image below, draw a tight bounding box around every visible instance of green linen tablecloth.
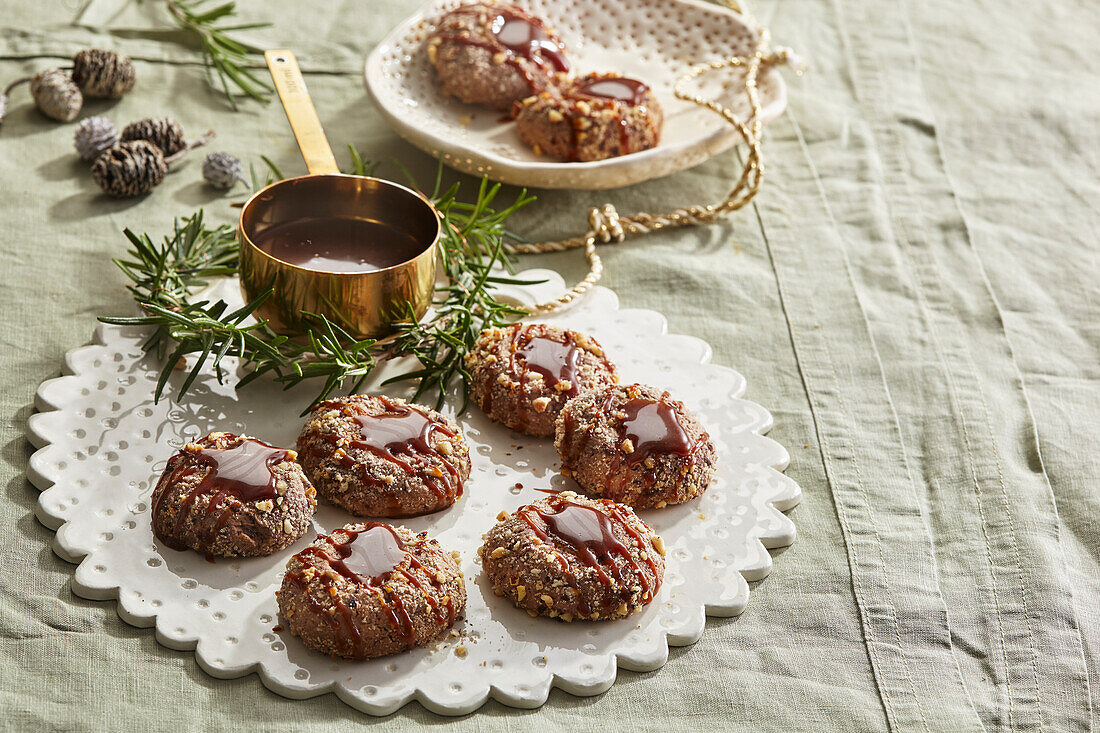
[1,0,1096,729]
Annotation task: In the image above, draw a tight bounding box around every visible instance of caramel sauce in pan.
[252,217,425,273]
[518,495,660,615]
[153,435,289,558]
[287,523,455,658]
[312,396,461,507]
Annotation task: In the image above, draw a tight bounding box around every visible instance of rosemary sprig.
[100,163,535,413]
[385,170,537,410]
[101,292,380,412]
[109,210,238,358]
[164,0,272,109]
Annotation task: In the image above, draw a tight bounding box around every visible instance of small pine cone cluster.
[91,141,166,198]
[72,49,136,99]
[0,49,232,201]
[121,116,185,156]
[0,49,135,127]
[83,116,214,197]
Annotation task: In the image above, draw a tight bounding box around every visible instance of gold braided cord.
[514,11,802,315]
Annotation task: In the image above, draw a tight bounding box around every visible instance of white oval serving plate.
[27,271,799,716]
[364,0,786,190]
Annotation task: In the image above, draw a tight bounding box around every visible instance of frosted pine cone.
[91,141,166,197]
[30,69,82,122]
[201,152,244,189]
[74,116,119,161]
[121,116,185,156]
[72,49,136,99]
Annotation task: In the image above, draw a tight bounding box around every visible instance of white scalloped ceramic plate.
[364,0,786,189]
[26,271,799,716]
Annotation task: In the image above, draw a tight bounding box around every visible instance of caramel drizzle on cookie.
[483,324,604,433]
[511,323,582,397]
[553,74,651,161]
[313,396,461,505]
[574,76,649,106]
[433,2,568,95]
[152,435,289,559]
[619,395,697,465]
[286,523,455,658]
[560,388,706,499]
[517,494,660,616]
[571,75,650,158]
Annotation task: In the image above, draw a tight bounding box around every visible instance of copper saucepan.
[238,50,439,339]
